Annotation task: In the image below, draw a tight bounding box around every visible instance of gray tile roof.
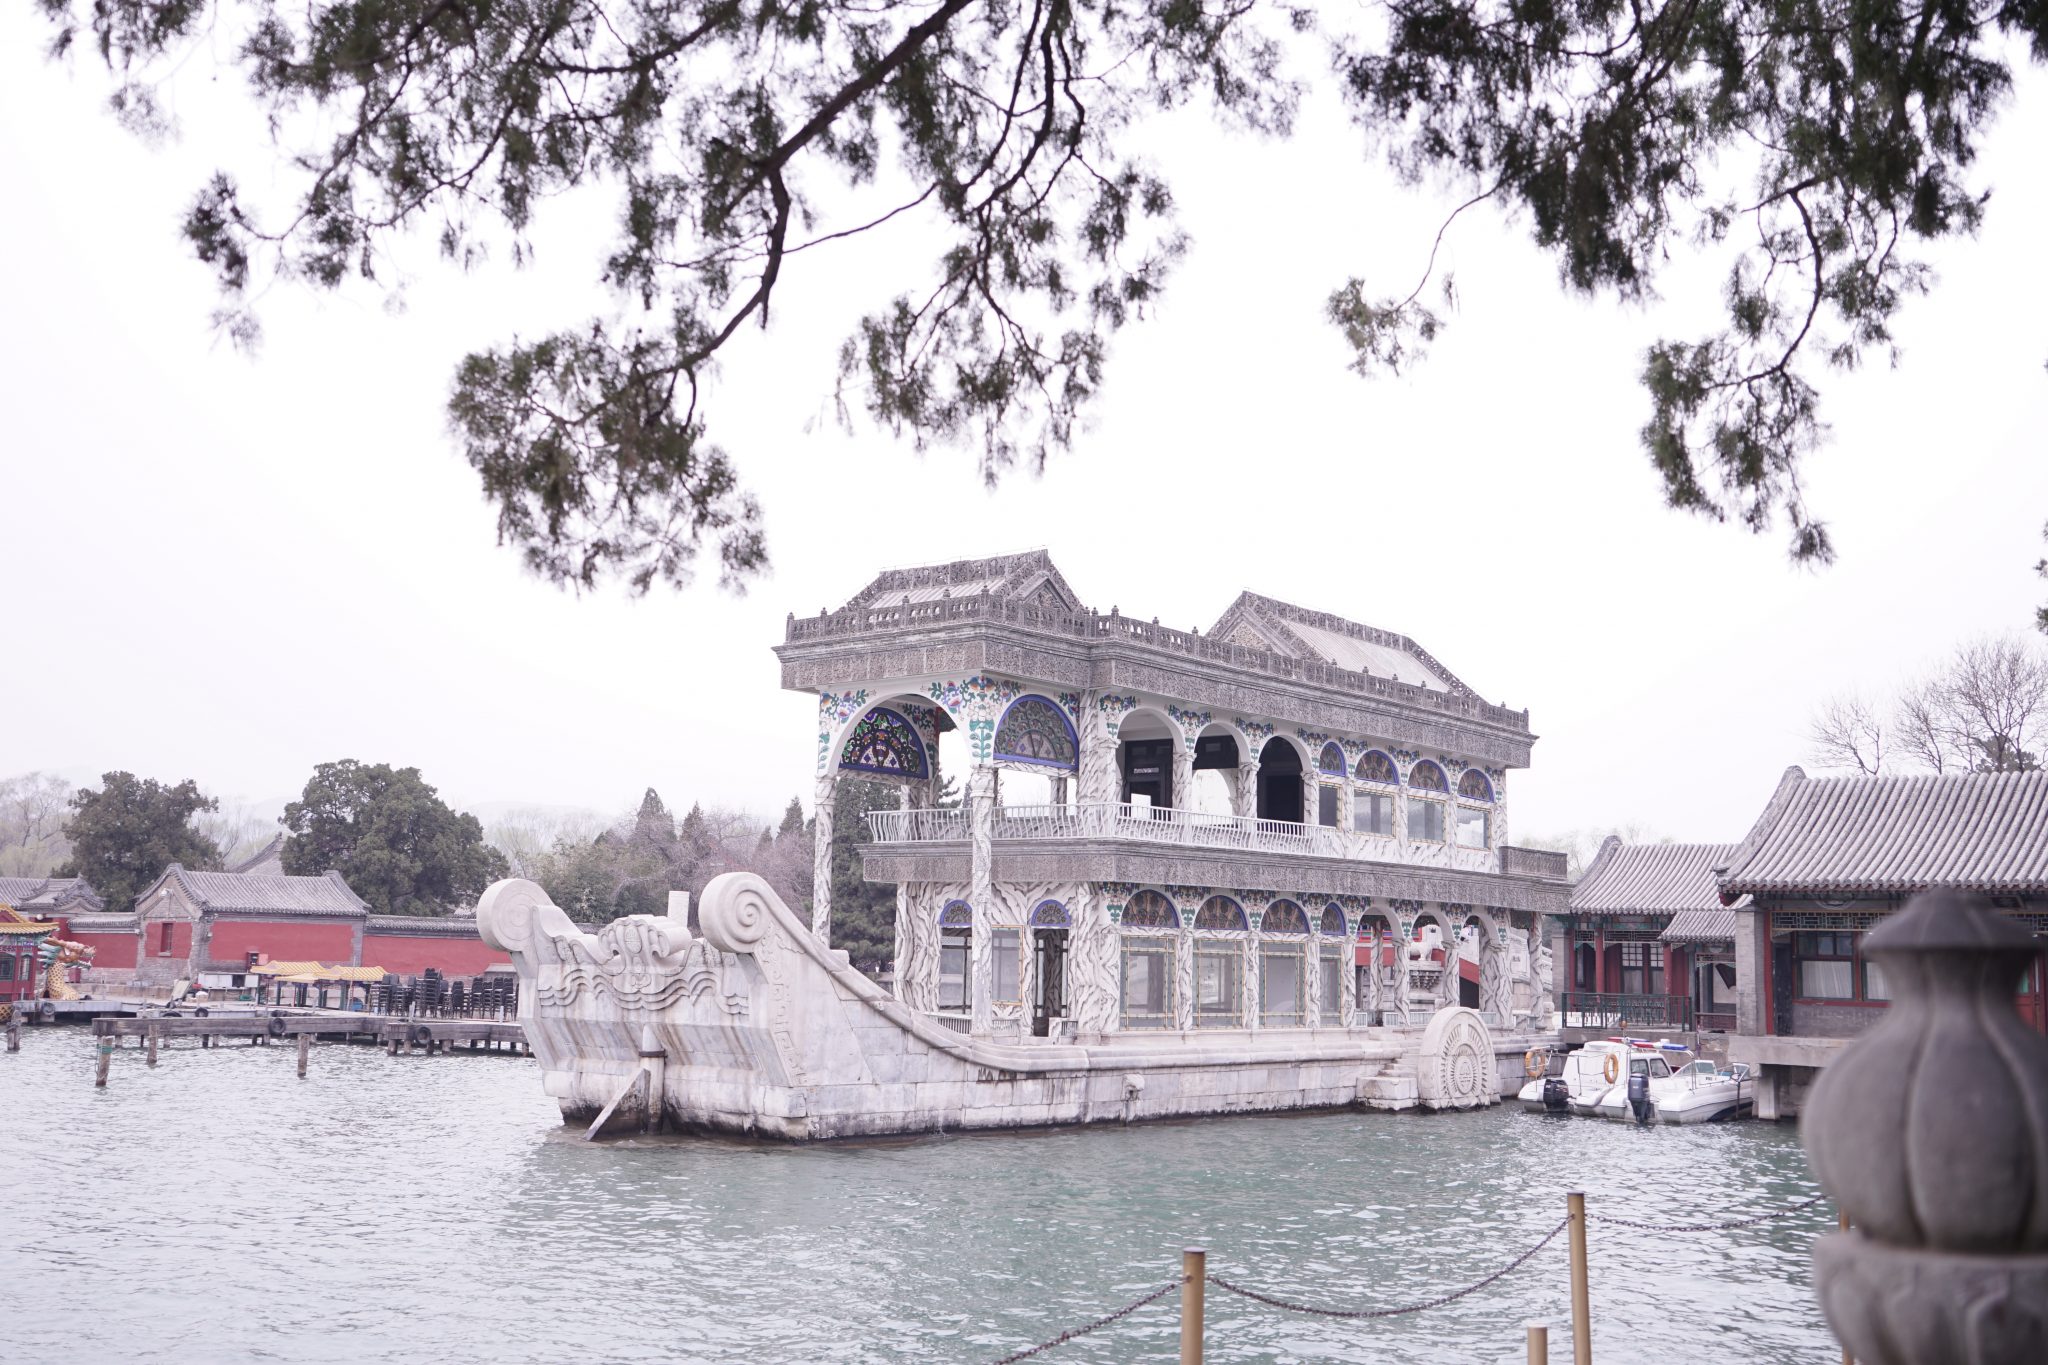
[1572,839,1746,915]
[1662,908,1740,943]
[0,875,106,914]
[1720,767,2048,897]
[841,550,1083,613]
[227,835,286,877]
[150,864,369,917]
[1207,592,1474,698]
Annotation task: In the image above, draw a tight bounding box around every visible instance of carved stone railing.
[1804,889,2048,1363]
[867,802,1346,857]
[785,594,1531,731]
[1499,845,1569,881]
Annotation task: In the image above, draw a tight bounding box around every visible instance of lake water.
[1,1028,1839,1363]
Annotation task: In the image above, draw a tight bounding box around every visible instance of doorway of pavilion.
[1255,737,1303,823]
[1030,900,1070,1036]
[2018,947,2048,1033]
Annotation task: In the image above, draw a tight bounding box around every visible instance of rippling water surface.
[1,1028,1838,1363]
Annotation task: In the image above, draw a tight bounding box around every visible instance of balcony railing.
[863,803,1562,869]
[1559,991,1695,1031]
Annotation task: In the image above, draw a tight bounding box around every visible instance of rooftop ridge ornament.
[1803,888,2048,1364]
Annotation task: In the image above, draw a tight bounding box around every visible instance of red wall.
[74,931,138,969]
[207,919,356,966]
[360,933,509,976]
[146,921,193,962]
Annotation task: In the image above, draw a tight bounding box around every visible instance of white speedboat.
[1517,1039,1664,1116]
[1644,1058,1754,1124]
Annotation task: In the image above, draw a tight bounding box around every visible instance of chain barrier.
[1587,1193,1828,1233]
[987,1278,1182,1364]
[984,1189,1828,1358]
[1206,1216,1571,1321]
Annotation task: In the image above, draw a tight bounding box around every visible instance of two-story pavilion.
[776,552,1569,1047]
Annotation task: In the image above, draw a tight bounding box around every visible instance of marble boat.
[482,553,1571,1140]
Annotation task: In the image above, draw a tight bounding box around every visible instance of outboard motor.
[1541,1076,1571,1112]
[1627,1068,1652,1126]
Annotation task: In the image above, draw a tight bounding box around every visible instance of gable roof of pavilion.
[1206,592,1473,697]
[0,875,106,916]
[838,549,1084,614]
[1718,766,2048,900]
[226,834,287,877]
[1571,837,1745,943]
[136,863,371,918]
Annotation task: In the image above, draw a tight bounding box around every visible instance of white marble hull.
[478,874,1545,1141]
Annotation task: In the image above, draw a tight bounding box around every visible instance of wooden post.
[297,1032,311,1079]
[1839,1208,1853,1365]
[95,1036,112,1087]
[1567,1192,1591,1365]
[1179,1247,1205,1365]
[1526,1321,1550,1364]
[5,1017,19,1052]
[147,1025,160,1068]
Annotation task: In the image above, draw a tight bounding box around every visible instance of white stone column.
[1244,924,1261,1032]
[1078,693,1120,807]
[811,769,838,940]
[1049,775,1070,806]
[1338,918,1357,1027]
[1174,919,1196,1032]
[1234,761,1260,818]
[968,765,997,1036]
[1301,771,1317,827]
[1306,922,1322,1028]
[892,883,913,1002]
[1071,883,1120,1037]
[1172,744,1195,815]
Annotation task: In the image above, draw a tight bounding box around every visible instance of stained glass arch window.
[1261,900,1308,935]
[1408,760,1448,791]
[1317,904,1346,936]
[1317,742,1346,776]
[1458,768,1495,802]
[939,900,974,927]
[1122,890,1179,930]
[1030,899,1071,927]
[1194,896,1248,932]
[993,695,1079,770]
[839,706,931,780]
[1356,750,1398,784]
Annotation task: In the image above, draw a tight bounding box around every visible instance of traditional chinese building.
[1723,766,2048,1118]
[783,551,1568,1048]
[1561,838,1741,1036]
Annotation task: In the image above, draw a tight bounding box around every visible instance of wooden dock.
[75,1010,527,1083]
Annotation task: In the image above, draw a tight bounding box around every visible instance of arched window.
[1317,905,1346,937]
[1120,890,1177,1029]
[1315,905,1346,1025]
[993,695,1079,770]
[1356,750,1398,784]
[1258,902,1308,1027]
[1317,742,1346,777]
[1408,760,1448,791]
[1458,768,1494,802]
[938,900,972,1011]
[1194,896,1248,931]
[839,707,931,779]
[1121,890,1180,930]
[1029,899,1071,927]
[1260,900,1308,935]
[1193,896,1246,1028]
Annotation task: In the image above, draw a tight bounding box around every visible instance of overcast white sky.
[4,15,2044,847]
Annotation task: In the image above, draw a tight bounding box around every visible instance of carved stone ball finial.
[1803,889,2048,1364]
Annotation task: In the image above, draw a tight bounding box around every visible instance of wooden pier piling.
[95,1037,111,1087]
[1179,1247,1205,1365]
[1566,1192,1591,1365]
[5,1017,19,1052]
[297,1032,311,1078]
[1526,1320,1550,1364]
[146,1026,159,1068]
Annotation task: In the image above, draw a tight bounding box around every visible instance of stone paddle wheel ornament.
[1803,889,2048,1364]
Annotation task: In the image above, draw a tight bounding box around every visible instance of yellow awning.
[249,961,387,982]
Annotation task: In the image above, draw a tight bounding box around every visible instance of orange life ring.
[1524,1048,1547,1078]
[1603,1052,1620,1084]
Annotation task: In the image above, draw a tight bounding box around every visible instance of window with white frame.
[992,929,1021,1003]
[1121,938,1174,1028]
[1354,791,1394,836]
[1409,798,1446,842]
[1195,946,1244,1027]
[1260,945,1305,1026]
[1455,806,1489,849]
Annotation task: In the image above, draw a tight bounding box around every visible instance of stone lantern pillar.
[1803,889,2048,1363]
